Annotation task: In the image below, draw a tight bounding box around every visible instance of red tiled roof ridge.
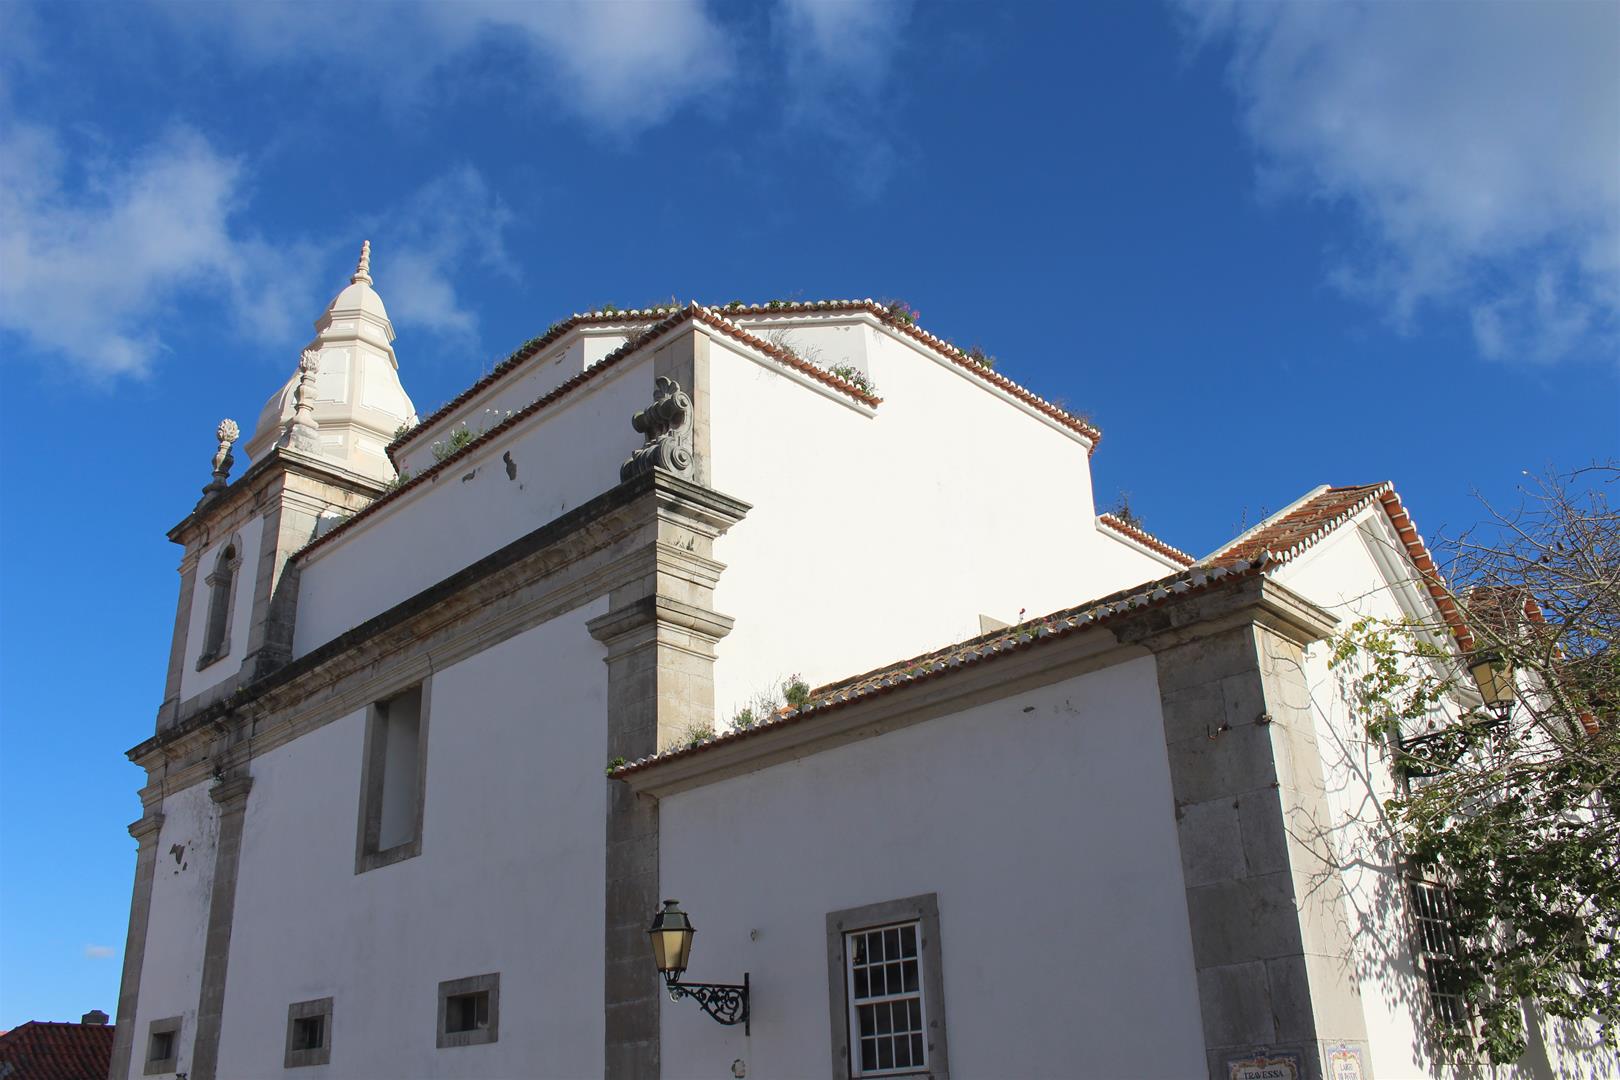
[389,297,1101,462]
[723,299,1102,450]
[1097,512,1194,565]
[298,305,878,562]
[1207,481,1473,652]
[1207,482,1392,564]
[387,305,682,459]
[610,557,1270,778]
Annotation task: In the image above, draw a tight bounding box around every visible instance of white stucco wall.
[293,354,652,656]
[706,321,1170,719]
[657,654,1207,1080]
[179,522,262,702]
[124,782,216,1079]
[213,603,609,1078]
[394,329,635,478]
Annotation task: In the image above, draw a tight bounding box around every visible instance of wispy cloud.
[83,944,116,959]
[1174,0,1620,364]
[367,166,516,339]
[0,123,306,379]
[772,0,916,198]
[166,0,734,136]
[0,119,514,379]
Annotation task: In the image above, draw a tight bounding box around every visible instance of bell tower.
[157,243,417,729]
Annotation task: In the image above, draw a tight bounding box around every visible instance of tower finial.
[351,240,372,285]
[280,350,322,452]
[200,418,240,499]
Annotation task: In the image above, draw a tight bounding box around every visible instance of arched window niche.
[196,534,242,670]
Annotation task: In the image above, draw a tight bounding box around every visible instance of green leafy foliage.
[782,675,811,708]
[1329,466,1619,1064]
[829,364,877,396]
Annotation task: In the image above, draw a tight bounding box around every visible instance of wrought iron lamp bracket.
[664,972,750,1034]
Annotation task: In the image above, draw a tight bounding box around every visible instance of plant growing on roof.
[764,328,821,366]
[429,408,515,463]
[964,345,996,370]
[884,299,919,325]
[782,674,811,709]
[679,720,716,749]
[829,364,877,396]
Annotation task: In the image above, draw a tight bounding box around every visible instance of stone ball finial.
[351,240,372,285]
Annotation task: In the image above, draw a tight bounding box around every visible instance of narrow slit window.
[196,538,241,669]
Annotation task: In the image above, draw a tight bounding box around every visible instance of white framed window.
[827,893,949,1079]
[847,922,928,1075]
[1406,870,1471,1030]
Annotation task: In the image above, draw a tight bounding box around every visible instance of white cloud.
[0,120,513,379]
[367,166,515,339]
[167,0,733,135]
[1174,0,1620,364]
[83,944,116,959]
[773,0,917,198]
[0,124,297,378]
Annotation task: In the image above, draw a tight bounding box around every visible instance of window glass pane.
[903,958,919,993]
[861,1040,877,1071]
[900,925,917,958]
[877,1039,893,1070]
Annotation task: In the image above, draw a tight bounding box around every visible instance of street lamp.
[1469,652,1515,724]
[647,900,750,1034]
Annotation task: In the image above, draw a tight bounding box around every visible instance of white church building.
[108,246,1603,1080]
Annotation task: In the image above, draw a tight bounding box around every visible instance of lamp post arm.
[665,973,750,1034]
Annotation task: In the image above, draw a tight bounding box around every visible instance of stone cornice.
[132,470,751,786]
[624,630,1138,798]
[618,572,1338,797]
[169,446,386,546]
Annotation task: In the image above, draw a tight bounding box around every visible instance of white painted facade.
[114,259,1609,1080]
[657,656,1209,1079]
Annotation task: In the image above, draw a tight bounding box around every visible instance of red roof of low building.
[0,1021,115,1080]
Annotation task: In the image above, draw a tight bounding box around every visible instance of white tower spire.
[243,242,417,483]
[351,240,372,285]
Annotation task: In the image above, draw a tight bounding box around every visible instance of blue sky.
[0,0,1615,1026]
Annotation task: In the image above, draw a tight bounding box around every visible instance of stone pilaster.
[1131,579,1373,1079]
[240,469,333,681]
[107,811,164,1080]
[589,471,746,1079]
[189,775,254,1080]
[158,556,198,731]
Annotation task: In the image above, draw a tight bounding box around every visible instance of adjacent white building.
[108,246,1610,1080]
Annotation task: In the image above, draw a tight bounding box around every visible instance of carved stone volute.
[621,376,694,481]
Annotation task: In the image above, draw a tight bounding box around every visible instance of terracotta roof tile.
[389,298,1101,463]
[1207,482,1472,652]
[1097,513,1193,565]
[610,558,1268,778]
[611,481,1482,781]
[1210,483,1392,564]
[0,1021,115,1080]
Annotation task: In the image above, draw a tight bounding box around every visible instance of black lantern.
[1469,652,1515,723]
[646,900,749,1033]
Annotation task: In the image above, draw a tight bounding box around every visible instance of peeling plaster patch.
[503,451,517,480]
